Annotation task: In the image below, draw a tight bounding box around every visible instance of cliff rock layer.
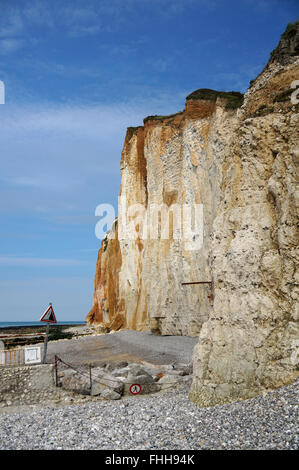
[189,23,299,405]
[87,23,299,404]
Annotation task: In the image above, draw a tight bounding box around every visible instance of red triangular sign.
[40,305,57,323]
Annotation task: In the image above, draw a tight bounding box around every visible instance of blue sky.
[0,0,298,321]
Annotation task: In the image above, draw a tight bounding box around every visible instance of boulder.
[128,366,154,378]
[182,375,193,385]
[100,389,121,400]
[127,373,155,384]
[59,370,90,395]
[110,367,131,378]
[114,361,129,369]
[158,374,184,389]
[124,373,160,395]
[173,362,193,375]
[91,370,124,394]
[90,382,107,396]
[93,324,110,334]
[91,366,106,375]
[161,369,185,376]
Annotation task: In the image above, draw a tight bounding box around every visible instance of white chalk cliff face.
[87,23,299,405]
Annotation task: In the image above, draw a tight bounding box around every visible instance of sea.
[0,321,86,329]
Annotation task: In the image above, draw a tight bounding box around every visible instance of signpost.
[40,303,57,364]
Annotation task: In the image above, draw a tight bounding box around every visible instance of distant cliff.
[87,22,299,405]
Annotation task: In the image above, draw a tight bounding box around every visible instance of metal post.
[42,302,52,364]
[181,280,214,303]
[42,322,50,364]
[54,355,58,386]
[89,364,92,391]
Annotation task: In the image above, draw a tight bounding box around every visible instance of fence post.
[89,364,92,391]
[54,355,58,386]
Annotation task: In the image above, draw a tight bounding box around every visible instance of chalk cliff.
[87,22,299,404]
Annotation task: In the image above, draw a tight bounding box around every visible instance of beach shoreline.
[0,322,86,331]
[0,323,91,349]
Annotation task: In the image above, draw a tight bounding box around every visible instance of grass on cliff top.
[185,89,244,109]
[143,111,184,124]
[141,90,244,125]
[269,21,299,60]
[127,126,143,139]
[281,21,299,39]
[250,21,299,88]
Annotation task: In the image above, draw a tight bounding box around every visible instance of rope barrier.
[54,355,188,391]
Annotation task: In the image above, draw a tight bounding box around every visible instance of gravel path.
[43,330,198,366]
[0,380,298,450]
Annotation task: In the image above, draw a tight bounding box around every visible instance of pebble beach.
[0,329,298,450]
[0,379,298,450]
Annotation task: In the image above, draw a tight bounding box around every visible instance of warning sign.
[129,384,142,395]
[40,304,57,324]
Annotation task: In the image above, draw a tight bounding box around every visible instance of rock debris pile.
[58,360,193,400]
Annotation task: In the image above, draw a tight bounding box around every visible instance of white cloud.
[6,176,54,189]
[1,102,131,137]
[62,5,102,36]
[0,0,124,43]
[6,176,82,191]
[0,1,100,56]
[0,256,90,267]
[47,215,98,226]
[0,0,214,51]
[1,91,185,137]
[0,38,23,54]
[0,9,23,38]
[0,92,185,217]
[0,102,125,213]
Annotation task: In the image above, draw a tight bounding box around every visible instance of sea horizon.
[0,320,86,329]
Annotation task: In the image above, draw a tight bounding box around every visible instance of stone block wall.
[0,364,56,407]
